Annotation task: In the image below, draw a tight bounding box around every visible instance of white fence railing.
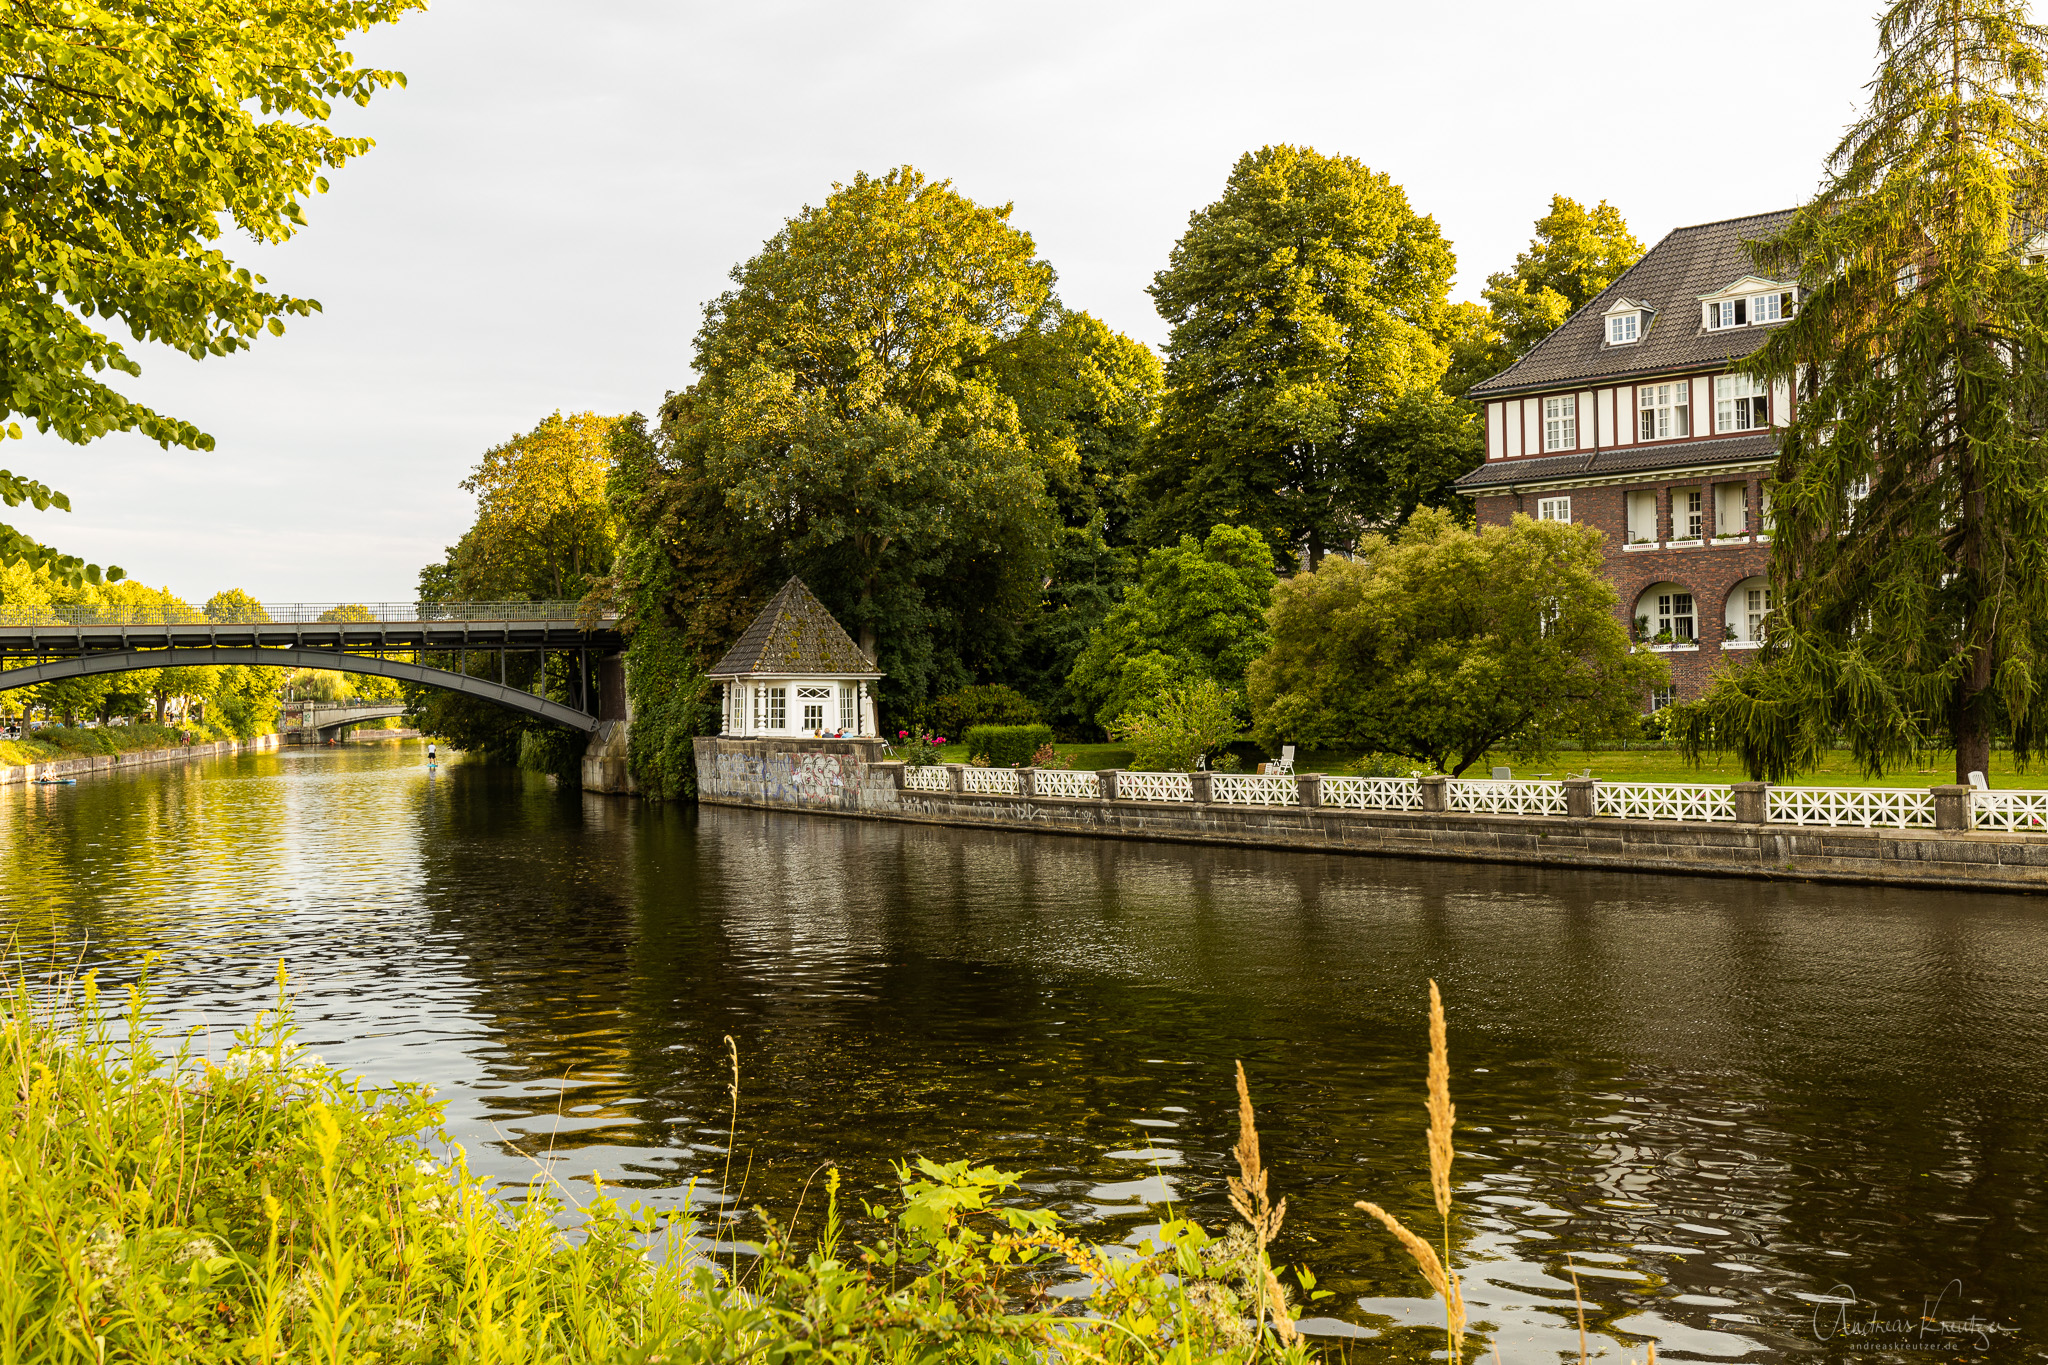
[1212,773,1300,807]
[1596,782,1737,823]
[892,763,2048,834]
[1768,786,1936,829]
[1320,775,1424,811]
[1119,771,1194,803]
[960,766,1020,796]
[1971,789,2048,831]
[1031,769,1101,800]
[1447,778,1568,816]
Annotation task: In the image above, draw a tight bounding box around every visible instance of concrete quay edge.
[688,738,2048,896]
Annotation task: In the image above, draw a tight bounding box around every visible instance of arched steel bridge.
[0,601,624,733]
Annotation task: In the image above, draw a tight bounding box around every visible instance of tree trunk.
[1955,647,1995,785]
[1306,529,1323,573]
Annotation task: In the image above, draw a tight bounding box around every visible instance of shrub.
[1110,679,1241,771]
[964,724,1054,767]
[1029,742,1071,769]
[926,684,1041,736]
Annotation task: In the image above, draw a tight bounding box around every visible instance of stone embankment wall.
[693,736,2048,894]
[0,732,281,786]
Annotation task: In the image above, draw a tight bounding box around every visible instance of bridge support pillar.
[581,652,636,795]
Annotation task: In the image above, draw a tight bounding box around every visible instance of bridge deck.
[0,614,621,657]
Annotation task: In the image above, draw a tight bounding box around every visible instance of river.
[1,742,2041,1362]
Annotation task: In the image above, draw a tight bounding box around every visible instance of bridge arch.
[0,648,599,733]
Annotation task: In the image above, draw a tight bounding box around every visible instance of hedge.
[963,723,1054,768]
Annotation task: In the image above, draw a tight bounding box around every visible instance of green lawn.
[1052,743,1134,771]
[1052,740,2047,789]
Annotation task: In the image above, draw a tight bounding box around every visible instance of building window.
[1705,291,1796,329]
[767,686,787,730]
[1680,489,1703,540]
[1657,591,1696,642]
[1715,374,1771,432]
[1746,587,1771,641]
[1609,313,1639,344]
[1543,395,1577,451]
[1649,685,1676,712]
[1713,481,1748,536]
[839,683,857,732]
[1625,489,1658,544]
[1638,382,1690,440]
[1537,496,1570,523]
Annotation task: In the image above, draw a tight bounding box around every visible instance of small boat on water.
[33,777,76,786]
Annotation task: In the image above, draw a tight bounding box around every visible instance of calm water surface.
[2,744,2042,1362]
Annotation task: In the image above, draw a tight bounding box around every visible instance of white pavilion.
[706,577,883,737]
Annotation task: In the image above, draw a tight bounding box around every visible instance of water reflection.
[1,745,2041,1362]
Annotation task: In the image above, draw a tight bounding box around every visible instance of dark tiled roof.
[1467,209,1799,398]
[707,577,881,678]
[1455,432,1777,489]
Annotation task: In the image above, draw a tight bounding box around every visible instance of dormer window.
[1602,298,1652,346]
[1701,277,1798,330]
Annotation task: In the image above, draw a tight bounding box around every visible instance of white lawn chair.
[1969,770,1990,791]
[1275,745,1295,776]
[1491,765,1512,780]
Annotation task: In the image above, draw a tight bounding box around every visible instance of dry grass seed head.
[1354,1200,1467,1347]
[1427,978,1455,1225]
[1227,1060,1295,1346]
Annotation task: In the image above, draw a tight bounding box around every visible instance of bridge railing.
[0,601,601,627]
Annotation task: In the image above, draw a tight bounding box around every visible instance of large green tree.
[1135,145,1458,569]
[1248,510,1664,775]
[1479,195,1645,361]
[0,0,420,584]
[1066,524,1277,730]
[408,413,622,770]
[1683,0,2048,785]
[659,168,1071,709]
[991,309,1163,729]
[454,411,619,602]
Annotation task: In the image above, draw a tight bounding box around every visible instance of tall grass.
[0,962,1322,1363]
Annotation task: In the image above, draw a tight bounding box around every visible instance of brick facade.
[1474,469,1772,703]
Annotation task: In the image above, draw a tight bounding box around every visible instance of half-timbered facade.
[1455,209,1795,708]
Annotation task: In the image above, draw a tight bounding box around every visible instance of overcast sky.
[16,0,1883,604]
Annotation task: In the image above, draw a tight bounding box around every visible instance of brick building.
[1454,209,1795,709]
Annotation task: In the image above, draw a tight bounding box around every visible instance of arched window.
[1633,582,1696,645]
[1724,576,1772,646]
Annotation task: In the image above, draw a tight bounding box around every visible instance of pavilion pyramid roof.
[706,577,881,679]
